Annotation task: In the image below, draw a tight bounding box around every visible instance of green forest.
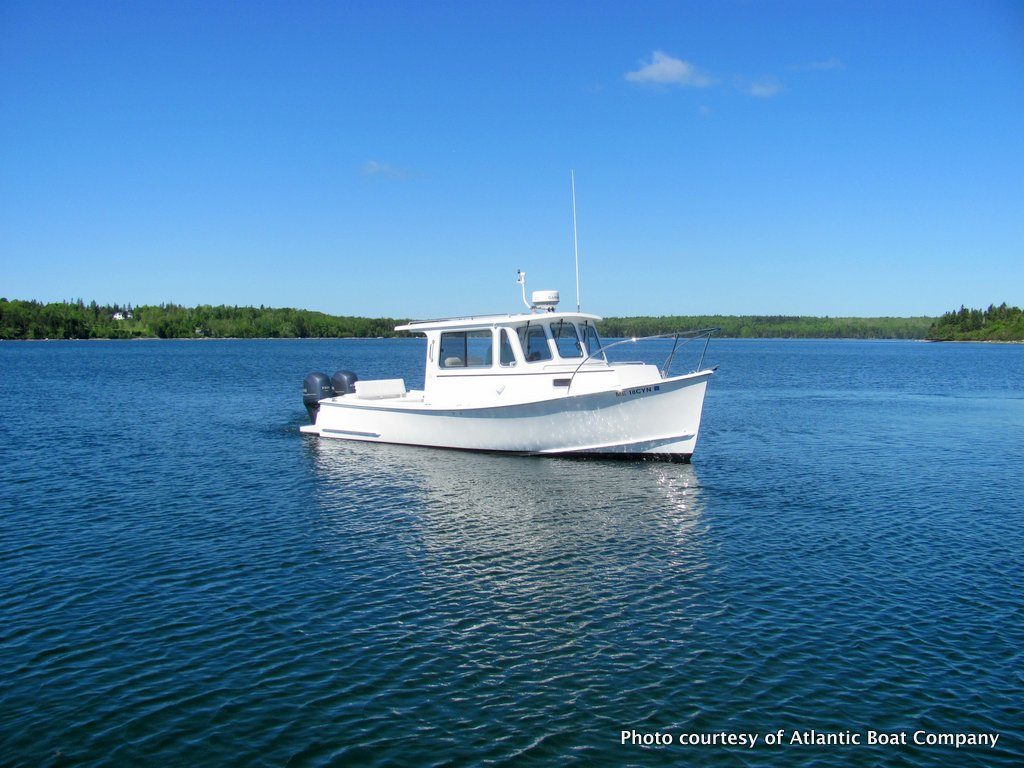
[926,303,1024,341]
[0,300,403,340]
[0,298,1020,341]
[597,314,935,339]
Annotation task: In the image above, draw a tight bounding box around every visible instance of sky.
[1,0,1022,318]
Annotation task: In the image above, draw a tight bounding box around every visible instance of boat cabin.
[389,311,659,407]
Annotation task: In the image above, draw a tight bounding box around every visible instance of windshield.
[517,324,552,362]
[549,320,583,358]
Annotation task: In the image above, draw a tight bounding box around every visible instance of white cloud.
[624,51,715,87]
[625,50,786,100]
[698,104,713,117]
[742,77,782,98]
[360,160,410,180]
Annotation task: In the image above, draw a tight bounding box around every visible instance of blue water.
[1,339,1022,767]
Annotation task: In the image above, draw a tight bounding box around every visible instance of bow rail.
[566,328,719,395]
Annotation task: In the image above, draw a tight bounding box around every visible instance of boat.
[300,274,717,461]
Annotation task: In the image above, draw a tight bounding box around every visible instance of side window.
[580,322,603,355]
[500,328,517,366]
[439,330,492,368]
[516,324,552,362]
[550,321,582,358]
[467,330,492,367]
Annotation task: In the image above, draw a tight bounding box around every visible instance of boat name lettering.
[618,385,660,397]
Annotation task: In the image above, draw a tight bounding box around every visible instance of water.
[1,338,1022,767]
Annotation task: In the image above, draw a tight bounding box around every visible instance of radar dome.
[531,290,560,310]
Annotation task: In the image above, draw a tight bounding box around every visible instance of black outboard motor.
[302,372,334,423]
[331,370,359,396]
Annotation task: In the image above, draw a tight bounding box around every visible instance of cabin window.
[549,321,583,358]
[580,322,603,356]
[439,330,492,368]
[499,328,517,366]
[517,324,552,362]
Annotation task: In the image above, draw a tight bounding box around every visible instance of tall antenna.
[571,170,580,312]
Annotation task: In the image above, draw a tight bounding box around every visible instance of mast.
[571,170,580,312]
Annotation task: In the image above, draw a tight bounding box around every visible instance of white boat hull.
[301,369,713,461]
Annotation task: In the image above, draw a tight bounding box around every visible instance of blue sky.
[2,0,1022,317]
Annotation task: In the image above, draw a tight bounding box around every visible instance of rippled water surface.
[1,339,1022,767]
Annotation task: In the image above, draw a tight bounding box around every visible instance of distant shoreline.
[3,299,1021,341]
[5,336,1022,344]
[924,339,1024,344]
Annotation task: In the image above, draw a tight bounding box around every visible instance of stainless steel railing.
[565,328,719,395]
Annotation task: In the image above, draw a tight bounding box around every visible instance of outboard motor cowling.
[302,371,334,423]
[331,370,359,396]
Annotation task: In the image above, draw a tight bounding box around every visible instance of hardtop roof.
[394,310,603,333]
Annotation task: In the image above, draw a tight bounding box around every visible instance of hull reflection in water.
[306,438,711,581]
[299,438,720,762]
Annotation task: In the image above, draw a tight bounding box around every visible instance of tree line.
[926,303,1024,341]
[0,299,405,339]
[598,314,935,339]
[1,298,1019,341]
